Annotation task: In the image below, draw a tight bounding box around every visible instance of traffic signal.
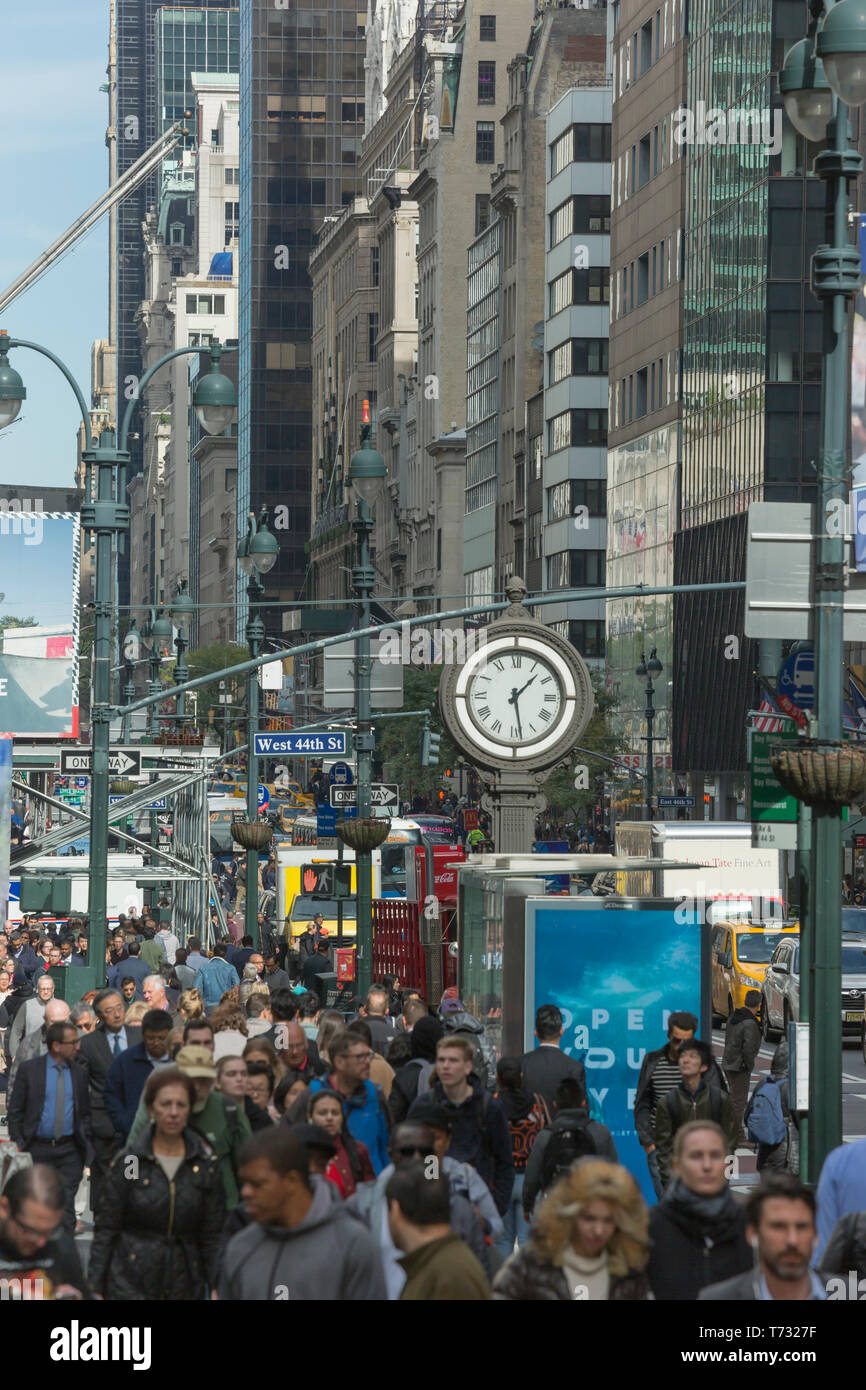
[438,789,445,802]
[444,767,453,778]
[419,727,441,766]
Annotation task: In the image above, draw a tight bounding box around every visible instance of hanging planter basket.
[769,739,866,810]
[230,819,273,851]
[110,779,137,795]
[336,817,391,853]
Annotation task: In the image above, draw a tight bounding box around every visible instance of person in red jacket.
[308,1089,375,1198]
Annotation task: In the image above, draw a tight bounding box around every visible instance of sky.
[0,3,109,489]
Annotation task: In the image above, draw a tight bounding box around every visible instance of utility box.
[20,878,72,915]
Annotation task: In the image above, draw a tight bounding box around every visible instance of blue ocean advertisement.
[524,898,703,1204]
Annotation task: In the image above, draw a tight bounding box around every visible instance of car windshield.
[842,944,866,975]
[737,932,787,963]
[291,895,356,921]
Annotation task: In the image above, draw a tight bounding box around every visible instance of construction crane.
[0,118,192,318]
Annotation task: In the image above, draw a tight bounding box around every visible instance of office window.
[651,244,657,295]
[478,61,495,104]
[476,122,495,163]
[368,313,379,362]
[169,224,185,245]
[480,14,496,40]
[655,9,661,59]
[549,409,608,453]
[635,367,648,418]
[371,245,380,287]
[638,135,650,189]
[637,252,649,306]
[576,268,610,303]
[573,124,611,162]
[653,126,659,176]
[546,550,605,589]
[475,194,492,234]
[551,195,610,244]
[551,127,574,176]
[640,19,652,73]
[547,480,607,520]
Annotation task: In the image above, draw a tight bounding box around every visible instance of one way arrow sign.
[330,783,399,815]
[60,747,142,777]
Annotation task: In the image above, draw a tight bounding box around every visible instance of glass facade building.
[115,0,236,491]
[238,0,367,632]
[156,8,239,130]
[465,217,501,516]
[674,0,823,773]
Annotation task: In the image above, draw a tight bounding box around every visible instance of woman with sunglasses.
[308,1089,375,1199]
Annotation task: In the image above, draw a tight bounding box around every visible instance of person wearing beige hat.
[127,1043,250,1209]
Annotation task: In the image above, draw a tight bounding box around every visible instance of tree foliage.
[376,665,461,800]
[540,680,627,821]
[182,642,250,728]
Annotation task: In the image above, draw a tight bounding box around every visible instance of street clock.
[438,579,595,773]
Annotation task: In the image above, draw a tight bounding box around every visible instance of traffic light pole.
[353,500,375,1000]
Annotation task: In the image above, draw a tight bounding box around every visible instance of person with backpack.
[655,1040,738,1189]
[722,989,762,1147]
[493,1057,551,1259]
[407,1035,514,1216]
[519,1004,586,1114]
[646,1120,752,1300]
[389,1016,443,1123]
[744,1039,798,1174]
[437,993,497,1090]
[522,1076,618,1221]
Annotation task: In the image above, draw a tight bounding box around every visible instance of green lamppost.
[636,648,662,822]
[346,415,387,998]
[780,0,866,1178]
[170,579,196,723]
[236,508,279,949]
[0,332,236,986]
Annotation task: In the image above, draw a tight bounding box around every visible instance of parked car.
[763,931,866,1047]
[761,935,800,1042]
[710,920,799,1023]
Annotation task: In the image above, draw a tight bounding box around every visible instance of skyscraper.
[238,0,368,632]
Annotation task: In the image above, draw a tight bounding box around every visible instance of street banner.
[524,897,705,1205]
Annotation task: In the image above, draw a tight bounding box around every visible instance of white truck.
[8,853,145,925]
[614,821,788,921]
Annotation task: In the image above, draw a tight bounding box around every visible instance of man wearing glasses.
[346,1121,490,1299]
[307,1032,391,1174]
[7,1021,92,1231]
[0,1165,87,1299]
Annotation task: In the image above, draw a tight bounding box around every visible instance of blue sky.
[0,3,109,489]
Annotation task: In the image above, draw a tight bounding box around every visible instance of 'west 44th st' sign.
[60,748,141,776]
[254,732,349,757]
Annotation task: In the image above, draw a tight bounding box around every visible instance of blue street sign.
[317,805,337,837]
[257,784,269,808]
[329,761,353,786]
[658,796,695,808]
[74,777,89,790]
[778,648,815,711]
[109,794,168,811]
[254,731,349,757]
[854,485,866,572]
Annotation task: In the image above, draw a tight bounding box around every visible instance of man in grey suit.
[76,988,141,1209]
[5,999,71,1101]
[699,1174,830,1301]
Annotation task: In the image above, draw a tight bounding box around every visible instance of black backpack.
[540,1119,597,1193]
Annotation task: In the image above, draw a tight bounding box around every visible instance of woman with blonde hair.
[211,1000,249,1060]
[124,1000,149,1026]
[177,988,205,1023]
[493,1159,650,1301]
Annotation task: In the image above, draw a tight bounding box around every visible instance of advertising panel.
[0,511,80,736]
[524,897,707,1204]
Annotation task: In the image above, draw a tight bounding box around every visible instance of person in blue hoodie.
[307,1030,391,1173]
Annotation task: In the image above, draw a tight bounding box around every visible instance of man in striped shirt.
[634,1012,698,1199]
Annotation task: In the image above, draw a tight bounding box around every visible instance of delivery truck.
[614,821,787,921]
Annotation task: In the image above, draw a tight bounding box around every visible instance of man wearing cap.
[126,1043,252,1209]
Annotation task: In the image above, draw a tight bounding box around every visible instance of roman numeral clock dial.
[438,587,595,774]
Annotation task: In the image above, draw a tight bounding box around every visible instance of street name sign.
[254,732,349,757]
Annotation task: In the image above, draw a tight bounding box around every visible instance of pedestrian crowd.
[1,912,866,1302]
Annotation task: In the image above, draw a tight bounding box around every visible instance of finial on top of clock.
[504,576,527,609]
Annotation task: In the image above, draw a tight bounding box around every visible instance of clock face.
[447,632,586,764]
[467,651,563,746]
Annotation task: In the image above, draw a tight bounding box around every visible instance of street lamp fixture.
[816,0,866,106]
[144,607,174,659]
[348,424,387,506]
[192,345,237,436]
[237,508,279,576]
[780,38,834,141]
[0,333,25,428]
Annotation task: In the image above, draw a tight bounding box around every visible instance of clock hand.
[507,687,523,738]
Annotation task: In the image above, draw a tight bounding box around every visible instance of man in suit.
[103,1008,173,1141]
[77,988,141,1208]
[6,999,71,1101]
[7,974,56,1059]
[700,1173,830,1301]
[7,1020,92,1230]
[8,931,39,984]
[71,929,89,963]
[107,940,151,998]
[58,939,86,969]
[519,1004,586,1113]
[141,973,178,1016]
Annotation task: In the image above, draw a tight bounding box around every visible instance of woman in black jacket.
[89,1067,225,1300]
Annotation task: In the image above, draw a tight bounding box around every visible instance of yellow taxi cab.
[284,890,357,941]
[710,920,799,1022]
[233,781,315,812]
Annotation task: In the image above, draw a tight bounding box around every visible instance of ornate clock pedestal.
[480,772,549,854]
